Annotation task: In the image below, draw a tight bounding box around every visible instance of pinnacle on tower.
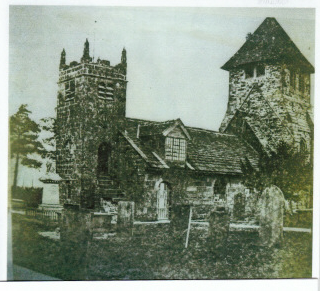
[121,47,127,64]
[60,48,66,69]
[120,47,127,74]
[81,38,92,63]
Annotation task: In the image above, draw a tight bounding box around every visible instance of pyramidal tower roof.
[221,17,314,73]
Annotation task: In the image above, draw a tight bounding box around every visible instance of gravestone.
[39,167,62,211]
[117,201,134,235]
[59,207,93,279]
[207,206,230,255]
[258,185,285,247]
[170,205,191,247]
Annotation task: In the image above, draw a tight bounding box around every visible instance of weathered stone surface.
[221,56,313,157]
[207,207,230,255]
[258,185,285,247]
[59,208,93,276]
[54,17,313,223]
[170,205,191,247]
[56,40,127,209]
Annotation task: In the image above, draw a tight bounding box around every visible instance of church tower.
[220,17,314,156]
[56,40,128,209]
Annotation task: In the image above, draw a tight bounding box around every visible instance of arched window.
[157,182,171,220]
[97,142,112,175]
[214,178,227,196]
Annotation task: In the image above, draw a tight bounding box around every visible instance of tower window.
[290,70,296,89]
[256,64,265,77]
[106,82,114,100]
[245,64,265,79]
[245,65,254,79]
[98,82,114,100]
[165,137,186,161]
[98,82,107,99]
[299,74,305,93]
[300,138,307,153]
[65,80,75,99]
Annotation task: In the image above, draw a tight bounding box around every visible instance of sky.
[9,6,315,132]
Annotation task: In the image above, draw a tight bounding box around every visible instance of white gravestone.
[39,172,62,210]
[258,185,285,247]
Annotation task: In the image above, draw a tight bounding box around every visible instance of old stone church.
[55,17,314,221]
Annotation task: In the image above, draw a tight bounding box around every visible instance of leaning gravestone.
[170,205,191,248]
[117,201,134,235]
[207,206,230,256]
[258,185,285,247]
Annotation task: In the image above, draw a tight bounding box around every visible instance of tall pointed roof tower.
[220,17,314,157]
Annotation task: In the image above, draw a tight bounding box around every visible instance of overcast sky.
[9,6,315,132]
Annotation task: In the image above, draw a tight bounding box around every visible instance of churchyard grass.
[10,213,312,280]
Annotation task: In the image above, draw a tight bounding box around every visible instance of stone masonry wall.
[220,61,312,154]
[56,59,127,208]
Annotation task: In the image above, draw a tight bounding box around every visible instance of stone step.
[99,185,118,189]
[98,185,121,191]
[100,194,125,200]
[98,190,122,194]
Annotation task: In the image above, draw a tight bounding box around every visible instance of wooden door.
[157,183,169,220]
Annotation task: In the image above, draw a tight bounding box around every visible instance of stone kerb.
[258,185,285,247]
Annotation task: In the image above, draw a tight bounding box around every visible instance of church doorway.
[97,143,112,175]
[157,182,170,220]
[233,193,246,220]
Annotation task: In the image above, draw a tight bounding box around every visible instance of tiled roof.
[186,127,259,174]
[125,118,176,137]
[222,17,314,72]
[122,117,259,175]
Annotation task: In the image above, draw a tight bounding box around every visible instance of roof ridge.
[125,117,179,124]
[221,17,314,72]
[186,125,236,137]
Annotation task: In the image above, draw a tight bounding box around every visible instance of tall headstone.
[170,205,191,247]
[39,172,62,211]
[207,206,230,255]
[258,185,285,247]
[60,208,93,279]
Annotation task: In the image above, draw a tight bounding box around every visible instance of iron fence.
[25,208,60,222]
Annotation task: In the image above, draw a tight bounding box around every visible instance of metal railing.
[25,208,60,222]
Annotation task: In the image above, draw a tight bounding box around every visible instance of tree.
[9,104,44,192]
[39,117,56,173]
[241,142,313,201]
